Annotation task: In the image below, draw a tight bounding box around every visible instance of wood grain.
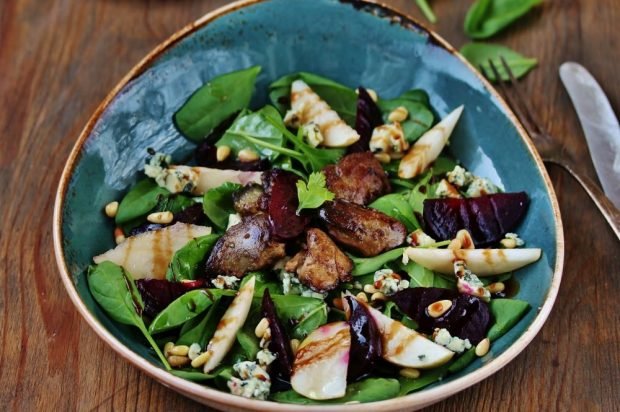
[1,0,618,410]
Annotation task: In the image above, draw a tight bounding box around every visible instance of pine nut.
[487,282,505,294]
[388,106,409,123]
[399,367,421,379]
[188,343,201,360]
[114,227,125,244]
[500,238,517,249]
[332,297,344,310]
[147,211,173,224]
[168,355,190,368]
[255,317,269,339]
[374,153,391,164]
[370,292,386,302]
[190,351,212,368]
[169,345,189,356]
[290,339,300,355]
[216,145,231,162]
[427,300,452,318]
[475,338,490,357]
[238,148,259,162]
[356,292,368,303]
[104,201,119,218]
[163,342,175,357]
[363,284,378,294]
[449,229,474,250]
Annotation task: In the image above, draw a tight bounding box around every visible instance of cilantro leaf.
[296,172,335,213]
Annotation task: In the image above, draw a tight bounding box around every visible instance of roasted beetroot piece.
[323,152,391,205]
[262,289,294,384]
[344,296,382,382]
[319,200,406,256]
[391,288,491,345]
[136,279,206,318]
[348,87,384,153]
[173,203,206,225]
[264,169,310,239]
[423,192,529,246]
[205,213,286,277]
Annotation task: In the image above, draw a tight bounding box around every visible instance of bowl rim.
[53,0,565,410]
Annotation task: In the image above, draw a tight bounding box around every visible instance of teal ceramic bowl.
[53,0,564,410]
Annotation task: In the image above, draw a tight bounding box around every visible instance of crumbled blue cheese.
[227,361,271,400]
[407,229,436,247]
[505,232,525,247]
[433,328,472,353]
[211,275,240,290]
[465,176,499,198]
[279,270,327,299]
[369,123,409,159]
[227,213,242,230]
[446,165,473,188]
[302,122,324,148]
[373,269,409,295]
[256,349,276,367]
[144,151,197,194]
[453,260,491,302]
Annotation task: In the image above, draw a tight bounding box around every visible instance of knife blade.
[559,62,620,208]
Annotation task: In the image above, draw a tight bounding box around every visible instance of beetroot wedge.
[423,192,529,246]
[265,169,310,239]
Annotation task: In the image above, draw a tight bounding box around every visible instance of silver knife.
[559,62,620,208]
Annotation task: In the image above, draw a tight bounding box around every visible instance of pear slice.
[405,247,542,276]
[202,276,256,373]
[398,105,464,179]
[170,165,263,195]
[93,222,211,280]
[362,299,454,369]
[291,321,351,400]
[291,80,360,148]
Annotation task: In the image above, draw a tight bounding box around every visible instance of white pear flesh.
[398,105,464,179]
[202,276,256,373]
[405,247,542,276]
[171,165,263,195]
[291,80,360,148]
[93,222,211,280]
[291,321,351,400]
[361,300,453,368]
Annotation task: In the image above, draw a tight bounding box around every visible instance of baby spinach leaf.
[369,193,420,232]
[408,170,434,214]
[216,106,285,161]
[296,172,335,213]
[350,247,407,276]
[270,295,328,340]
[378,93,434,142]
[166,234,221,281]
[177,297,228,347]
[487,298,530,341]
[432,156,459,176]
[154,194,195,214]
[174,66,261,142]
[398,368,446,395]
[464,0,543,39]
[169,369,219,382]
[241,271,282,296]
[202,183,242,230]
[148,289,217,334]
[271,378,400,404]
[87,262,170,369]
[115,179,170,225]
[460,42,537,82]
[415,0,437,23]
[448,347,477,373]
[236,329,260,360]
[268,72,358,125]
[399,261,454,288]
[291,303,329,340]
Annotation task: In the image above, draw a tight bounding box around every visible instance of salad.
[89,66,541,404]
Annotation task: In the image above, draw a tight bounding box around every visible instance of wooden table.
[1,0,618,410]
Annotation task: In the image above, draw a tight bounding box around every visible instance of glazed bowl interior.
[55,0,563,409]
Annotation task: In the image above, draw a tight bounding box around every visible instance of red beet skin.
[423,192,529,247]
[265,169,310,240]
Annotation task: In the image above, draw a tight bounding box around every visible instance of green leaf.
[415,0,437,24]
[350,247,407,276]
[217,106,285,161]
[270,295,328,340]
[169,369,219,382]
[154,194,195,214]
[296,172,335,213]
[236,329,260,360]
[115,179,170,225]
[448,348,477,373]
[174,66,261,141]
[271,378,400,404]
[268,72,358,125]
[369,193,420,232]
[241,271,283,296]
[166,234,221,282]
[177,298,229,347]
[399,261,454,288]
[408,170,434,214]
[460,42,537,82]
[148,289,220,334]
[398,368,446,395]
[464,0,543,39]
[487,298,530,341]
[202,183,242,230]
[378,93,434,142]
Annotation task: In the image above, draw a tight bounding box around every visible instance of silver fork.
[480,57,620,240]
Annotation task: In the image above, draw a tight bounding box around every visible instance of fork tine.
[499,56,544,136]
[487,59,537,136]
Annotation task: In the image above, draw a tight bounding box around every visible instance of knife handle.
[563,163,620,241]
